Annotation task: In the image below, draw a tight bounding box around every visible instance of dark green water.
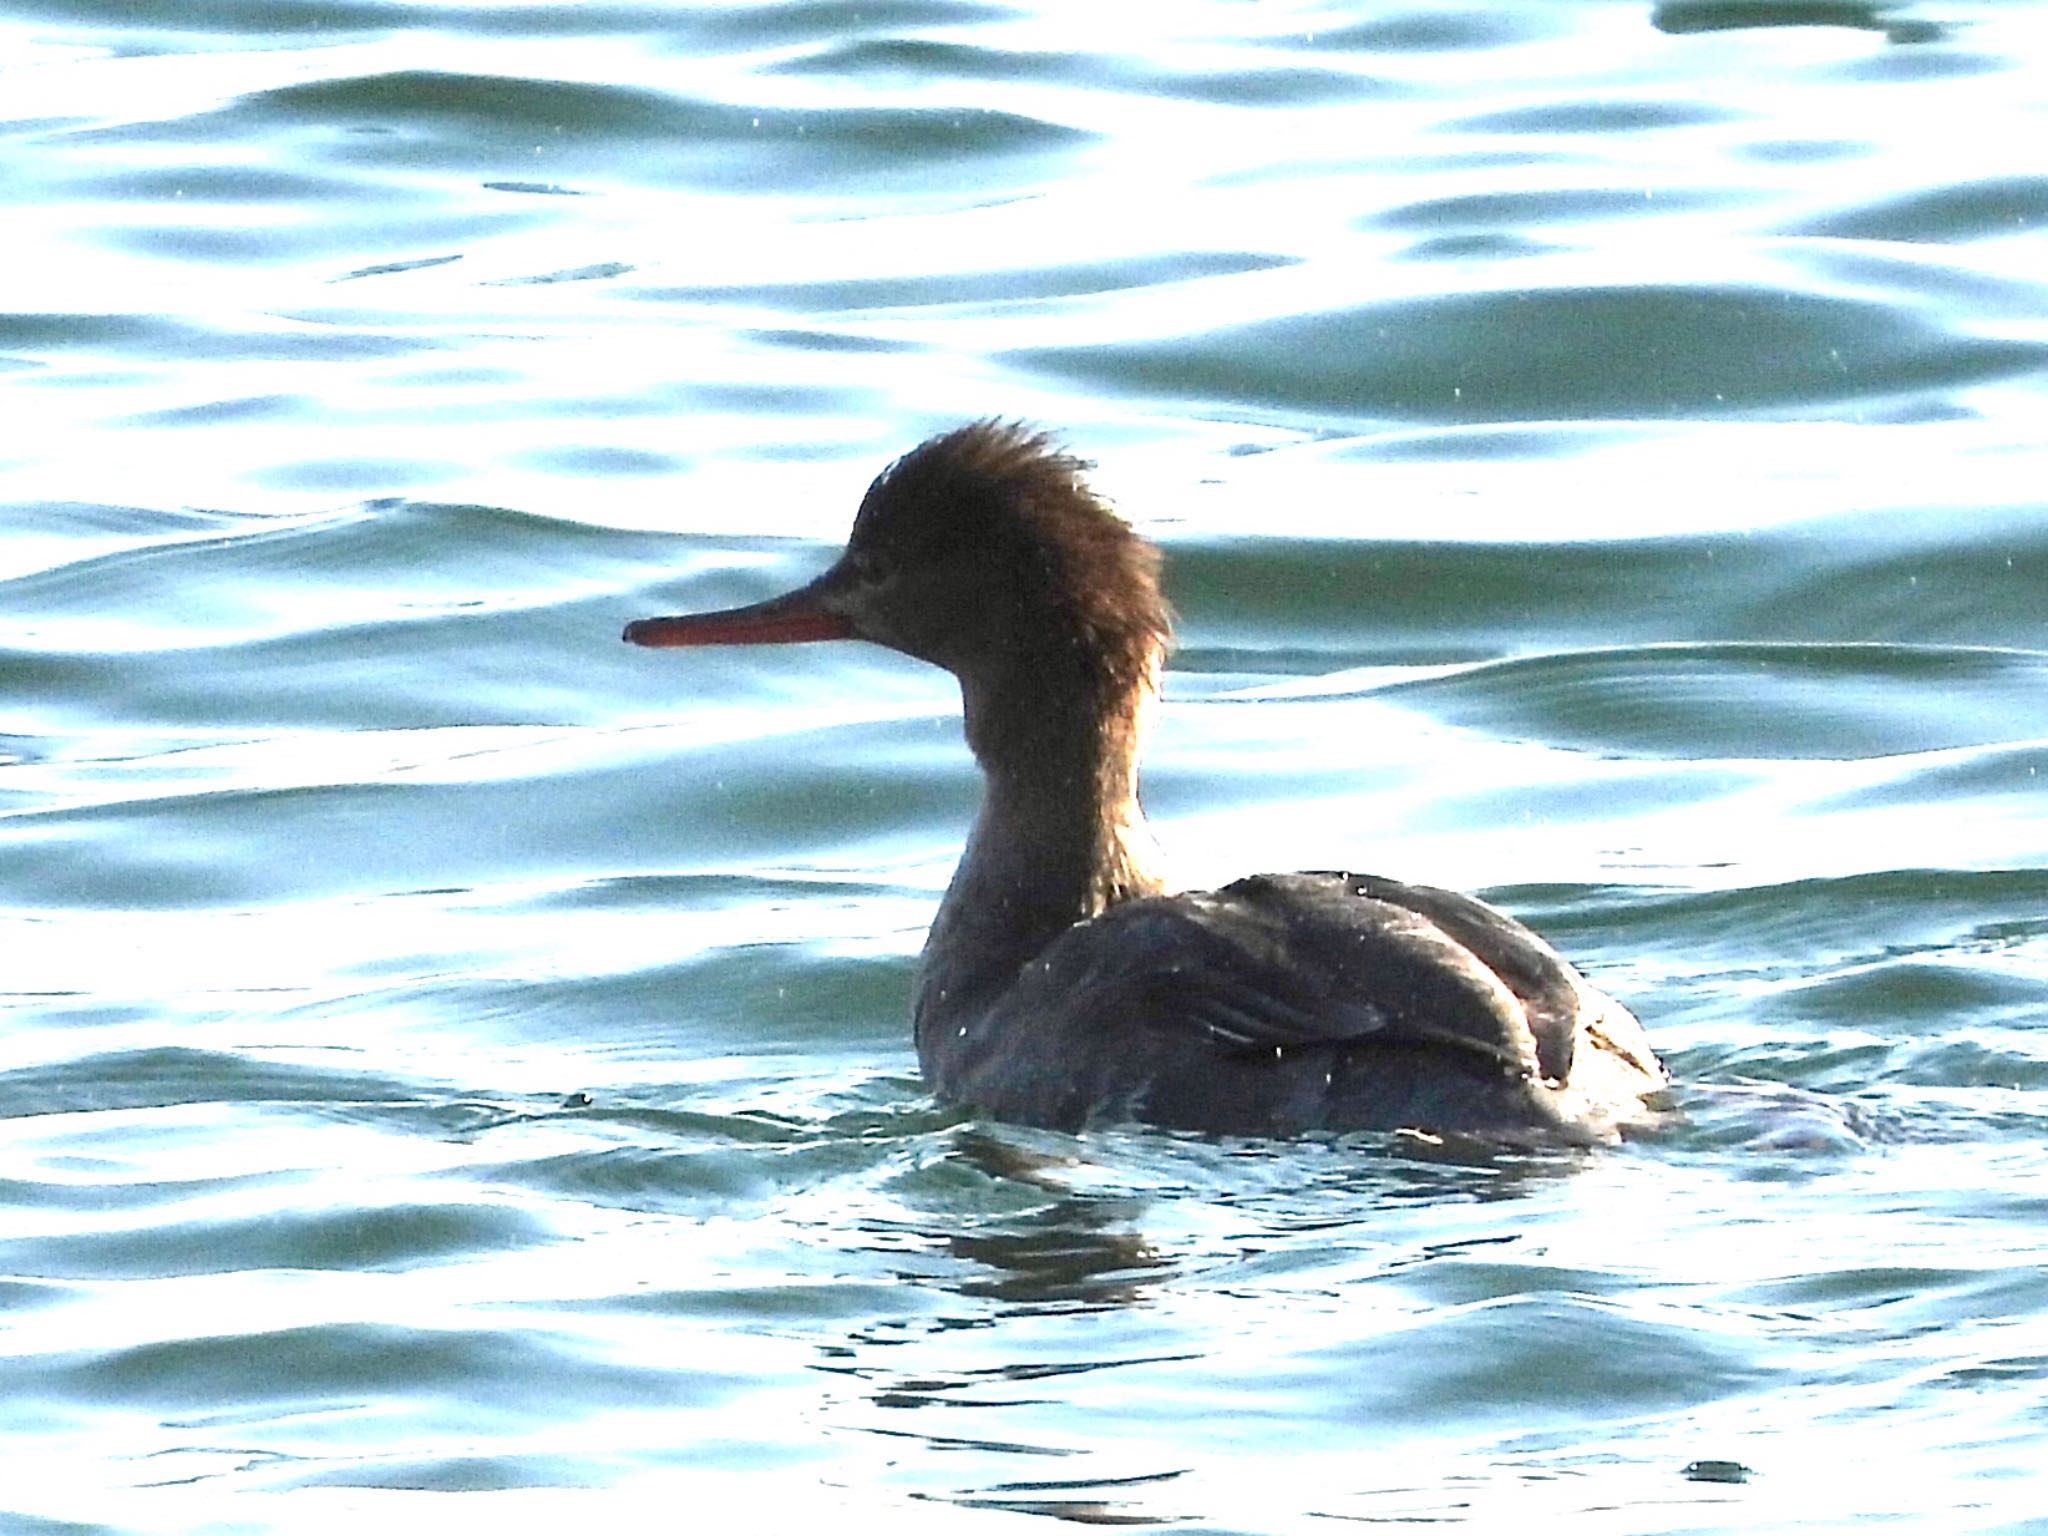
[4,2,2046,1530]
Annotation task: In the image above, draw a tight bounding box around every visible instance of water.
[4,0,2047,1529]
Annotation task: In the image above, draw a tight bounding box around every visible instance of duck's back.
[916,871,1664,1144]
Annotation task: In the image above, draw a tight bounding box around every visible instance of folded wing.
[1018,871,1597,1085]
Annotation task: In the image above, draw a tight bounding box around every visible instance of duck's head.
[625,421,1172,701]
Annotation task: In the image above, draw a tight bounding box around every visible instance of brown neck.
[913,649,1167,1039]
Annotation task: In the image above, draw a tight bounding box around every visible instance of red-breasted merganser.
[625,422,1667,1144]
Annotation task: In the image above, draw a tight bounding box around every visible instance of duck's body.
[627,422,1666,1144]
[921,871,1660,1143]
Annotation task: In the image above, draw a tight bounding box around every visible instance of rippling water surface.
[5,1,2047,1530]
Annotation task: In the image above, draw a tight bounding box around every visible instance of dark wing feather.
[1014,871,1577,1083]
[1338,873,1587,1081]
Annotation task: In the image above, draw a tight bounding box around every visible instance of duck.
[624,421,1667,1144]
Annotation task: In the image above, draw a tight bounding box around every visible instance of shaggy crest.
[850,420,1174,692]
